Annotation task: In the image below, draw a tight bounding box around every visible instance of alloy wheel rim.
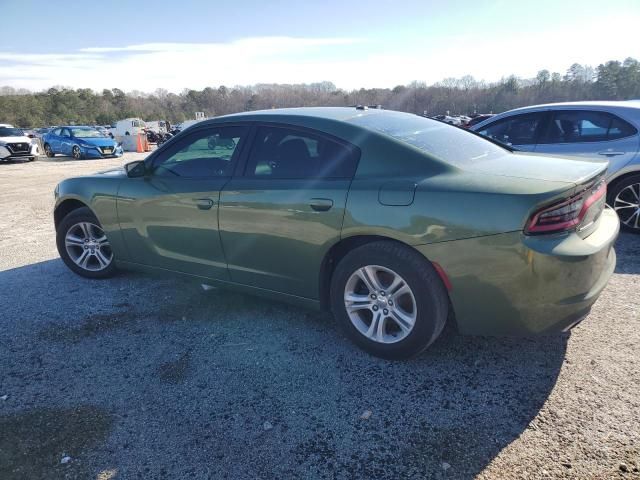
[72,146,81,159]
[613,183,640,230]
[344,265,417,344]
[65,222,113,271]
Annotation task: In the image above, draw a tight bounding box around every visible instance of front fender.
[55,176,128,261]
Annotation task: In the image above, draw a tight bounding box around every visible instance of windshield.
[71,128,104,138]
[351,113,510,167]
[0,127,25,137]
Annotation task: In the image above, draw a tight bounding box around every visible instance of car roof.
[500,100,640,114]
[216,106,390,123]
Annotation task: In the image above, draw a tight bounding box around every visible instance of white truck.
[112,118,146,142]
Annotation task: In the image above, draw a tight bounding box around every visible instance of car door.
[475,111,547,151]
[116,124,249,280]
[534,109,640,175]
[59,128,74,155]
[48,128,63,153]
[219,124,360,299]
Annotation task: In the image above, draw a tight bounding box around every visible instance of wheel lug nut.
[371,294,377,299]
[372,305,379,311]
[388,300,393,306]
[380,291,386,296]
[383,309,389,315]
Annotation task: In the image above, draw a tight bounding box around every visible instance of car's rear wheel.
[72,145,83,160]
[609,174,640,233]
[56,207,117,279]
[44,144,54,157]
[330,241,448,359]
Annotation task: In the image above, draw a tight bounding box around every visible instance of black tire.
[56,207,117,279]
[330,241,449,359]
[72,145,83,160]
[44,143,54,157]
[608,174,640,233]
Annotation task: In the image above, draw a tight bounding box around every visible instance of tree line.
[1,58,639,127]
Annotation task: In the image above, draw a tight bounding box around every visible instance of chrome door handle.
[195,198,215,210]
[598,151,625,157]
[310,198,333,212]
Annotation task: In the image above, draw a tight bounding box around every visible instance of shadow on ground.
[7,236,631,478]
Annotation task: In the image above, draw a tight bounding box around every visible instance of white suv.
[0,124,38,162]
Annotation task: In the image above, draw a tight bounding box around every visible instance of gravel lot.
[0,154,638,479]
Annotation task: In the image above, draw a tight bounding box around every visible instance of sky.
[1,0,639,92]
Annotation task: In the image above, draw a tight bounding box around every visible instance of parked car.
[465,114,494,128]
[43,126,123,159]
[0,124,38,162]
[431,115,462,126]
[53,107,618,358]
[471,101,640,232]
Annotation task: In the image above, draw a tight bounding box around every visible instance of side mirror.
[125,160,147,178]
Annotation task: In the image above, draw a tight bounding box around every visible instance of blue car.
[43,126,123,159]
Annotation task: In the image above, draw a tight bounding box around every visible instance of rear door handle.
[194,198,215,210]
[598,151,625,157]
[309,198,333,212]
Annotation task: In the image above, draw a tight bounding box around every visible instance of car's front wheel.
[330,241,449,359]
[56,207,117,279]
[72,145,83,160]
[44,144,54,157]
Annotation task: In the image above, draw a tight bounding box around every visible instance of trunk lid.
[462,152,608,186]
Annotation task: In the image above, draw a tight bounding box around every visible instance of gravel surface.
[0,154,638,479]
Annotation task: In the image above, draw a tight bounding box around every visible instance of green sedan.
[53,107,619,359]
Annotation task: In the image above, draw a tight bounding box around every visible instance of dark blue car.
[43,126,124,159]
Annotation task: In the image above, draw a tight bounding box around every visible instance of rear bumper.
[415,208,619,336]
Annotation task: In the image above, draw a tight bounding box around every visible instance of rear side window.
[542,110,637,143]
[352,112,509,167]
[245,126,359,179]
[476,112,545,146]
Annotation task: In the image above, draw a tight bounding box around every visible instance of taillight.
[525,180,606,235]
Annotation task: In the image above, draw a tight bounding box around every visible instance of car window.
[52,128,62,136]
[542,110,637,143]
[352,113,509,167]
[476,113,544,146]
[245,126,359,179]
[0,127,24,136]
[152,126,247,178]
[61,128,70,137]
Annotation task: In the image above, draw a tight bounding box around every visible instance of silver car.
[471,101,640,232]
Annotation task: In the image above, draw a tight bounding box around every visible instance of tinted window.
[352,112,508,167]
[52,128,62,136]
[61,128,71,137]
[152,126,247,178]
[476,113,544,146]
[245,126,359,179]
[0,127,24,136]
[542,110,637,143]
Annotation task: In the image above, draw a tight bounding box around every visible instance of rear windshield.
[351,113,509,167]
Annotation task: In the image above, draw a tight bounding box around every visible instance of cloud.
[0,20,639,93]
